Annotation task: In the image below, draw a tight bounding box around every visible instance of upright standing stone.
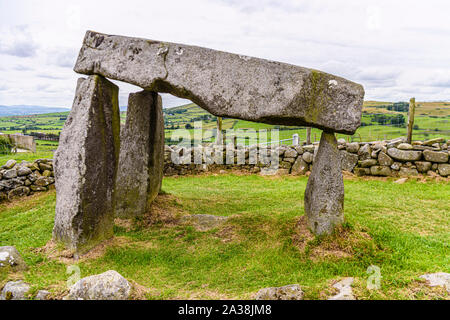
[115,91,164,218]
[53,75,121,253]
[304,132,344,235]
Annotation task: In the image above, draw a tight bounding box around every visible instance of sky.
[0,0,450,109]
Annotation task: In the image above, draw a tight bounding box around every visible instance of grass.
[0,174,448,300]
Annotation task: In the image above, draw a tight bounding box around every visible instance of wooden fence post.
[306,127,311,144]
[407,98,416,144]
[292,133,299,145]
[216,117,223,145]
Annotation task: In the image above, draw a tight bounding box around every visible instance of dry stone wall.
[0,159,54,202]
[163,137,450,178]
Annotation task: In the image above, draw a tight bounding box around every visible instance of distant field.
[0,101,448,156]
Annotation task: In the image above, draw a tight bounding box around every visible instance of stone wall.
[163,137,450,178]
[0,159,54,202]
[1,134,37,152]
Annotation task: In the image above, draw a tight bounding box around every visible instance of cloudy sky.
[1,0,450,109]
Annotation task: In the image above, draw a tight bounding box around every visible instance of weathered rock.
[53,75,121,253]
[283,157,296,164]
[358,144,372,160]
[180,214,228,231]
[255,284,304,300]
[0,178,24,190]
[423,138,445,146]
[17,166,32,176]
[420,273,450,292]
[394,178,408,184]
[65,270,131,300]
[437,164,450,176]
[39,163,52,172]
[0,246,27,270]
[3,159,16,169]
[35,290,50,300]
[291,157,309,175]
[354,167,370,176]
[115,91,164,218]
[359,159,377,168]
[346,142,360,153]
[34,176,54,187]
[4,169,17,179]
[30,185,48,192]
[397,143,413,150]
[74,31,364,134]
[8,186,30,201]
[284,148,298,158]
[304,132,344,235]
[423,150,449,163]
[370,166,391,177]
[387,148,422,161]
[339,151,358,172]
[302,152,314,164]
[378,152,394,166]
[303,145,315,153]
[0,281,30,300]
[399,167,419,176]
[391,162,401,171]
[415,161,432,173]
[328,278,355,300]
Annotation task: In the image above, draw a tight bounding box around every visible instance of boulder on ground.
[291,157,309,175]
[0,246,27,270]
[0,281,30,300]
[255,284,304,300]
[420,273,450,292]
[65,270,131,300]
[328,278,355,300]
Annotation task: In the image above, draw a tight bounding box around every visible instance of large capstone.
[74,31,364,134]
[115,91,164,218]
[53,75,121,253]
[304,132,344,235]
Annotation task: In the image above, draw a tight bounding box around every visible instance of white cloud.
[0,0,450,107]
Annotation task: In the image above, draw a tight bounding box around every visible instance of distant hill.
[0,105,70,117]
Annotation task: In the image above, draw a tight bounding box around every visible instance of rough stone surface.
[74,31,365,134]
[291,157,309,175]
[328,278,355,300]
[0,246,27,270]
[302,152,314,164]
[0,281,30,300]
[35,290,50,300]
[340,150,358,172]
[420,273,450,292]
[346,142,360,153]
[53,75,121,253]
[378,152,394,166]
[4,169,17,179]
[423,150,449,163]
[304,132,344,235]
[115,91,164,218]
[399,167,419,176]
[3,159,17,169]
[8,186,30,201]
[387,148,422,161]
[370,166,391,177]
[255,284,304,300]
[180,214,228,231]
[397,143,413,150]
[415,161,432,173]
[357,144,372,160]
[437,164,450,176]
[65,270,131,300]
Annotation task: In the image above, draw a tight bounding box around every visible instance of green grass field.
[1,175,448,300]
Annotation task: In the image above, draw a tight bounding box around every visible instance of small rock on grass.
[0,280,30,300]
[328,277,355,300]
[255,284,304,300]
[420,273,450,292]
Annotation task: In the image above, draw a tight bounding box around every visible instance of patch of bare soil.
[292,216,378,261]
[214,225,238,243]
[141,193,186,227]
[35,237,133,264]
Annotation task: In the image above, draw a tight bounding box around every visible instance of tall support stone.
[114,91,164,218]
[53,75,121,253]
[304,131,344,235]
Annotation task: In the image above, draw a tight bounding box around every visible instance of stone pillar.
[304,131,344,235]
[53,75,121,253]
[114,91,164,218]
